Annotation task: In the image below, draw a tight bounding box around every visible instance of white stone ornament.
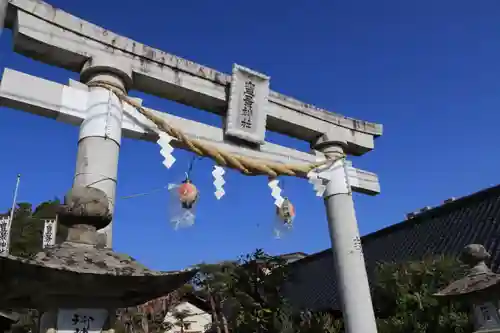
[157,132,176,168]
[212,165,226,200]
[0,216,11,256]
[43,217,58,249]
[268,179,284,207]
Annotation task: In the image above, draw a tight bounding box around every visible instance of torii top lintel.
[3,0,382,156]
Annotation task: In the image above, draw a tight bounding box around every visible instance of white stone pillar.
[315,135,378,333]
[39,311,57,333]
[75,55,132,248]
[0,0,7,36]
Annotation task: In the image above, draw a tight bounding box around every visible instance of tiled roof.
[285,184,500,312]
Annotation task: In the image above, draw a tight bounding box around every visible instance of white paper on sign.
[212,166,226,200]
[56,308,108,333]
[157,132,176,168]
[0,216,11,256]
[43,217,58,248]
[268,179,284,207]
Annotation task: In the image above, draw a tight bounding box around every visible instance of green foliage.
[3,199,67,258]
[295,311,343,333]
[9,310,38,333]
[193,249,341,333]
[166,309,194,333]
[372,255,473,333]
[0,199,66,333]
[115,307,150,333]
[227,249,295,333]
[191,252,474,333]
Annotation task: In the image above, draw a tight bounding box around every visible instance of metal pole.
[9,174,20,225]
[322,148,378,333]
[2,174,22,256]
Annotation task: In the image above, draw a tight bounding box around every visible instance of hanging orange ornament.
[273,197,295,239]
[277,197,295,225]
[167,157,202,230]
[178,179,199,209]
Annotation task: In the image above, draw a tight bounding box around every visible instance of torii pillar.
[314,133,378,333]
[72,55,133,248]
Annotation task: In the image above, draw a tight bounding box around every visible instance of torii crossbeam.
[0,1,382,332]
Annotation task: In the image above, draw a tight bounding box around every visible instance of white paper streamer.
[0,216,11,256]
[307,158,351,197]
[43,217,58,248]
[157,132,176,168]
[171,210,196,230]
[212,165,226,200]
[307,169,326,197]
[268,179,284,207]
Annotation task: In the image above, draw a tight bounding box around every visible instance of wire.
[120,185,169,200]
[186,155,204,179]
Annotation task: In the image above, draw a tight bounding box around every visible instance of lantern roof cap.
[0,216,197,309]
[434,244,500,298]
[0,242,196,308]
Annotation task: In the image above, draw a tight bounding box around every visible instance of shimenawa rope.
[87,81,342,178]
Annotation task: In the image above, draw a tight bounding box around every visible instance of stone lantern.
[434,244,500,332]
[0,187,197,333]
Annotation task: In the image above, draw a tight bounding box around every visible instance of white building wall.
[164,302,212,333]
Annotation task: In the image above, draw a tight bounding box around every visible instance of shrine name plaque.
[225,64,270,145]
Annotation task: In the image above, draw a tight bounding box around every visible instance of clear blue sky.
[0,0,499,271]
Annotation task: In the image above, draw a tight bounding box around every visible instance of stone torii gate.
[0,1,383,332]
